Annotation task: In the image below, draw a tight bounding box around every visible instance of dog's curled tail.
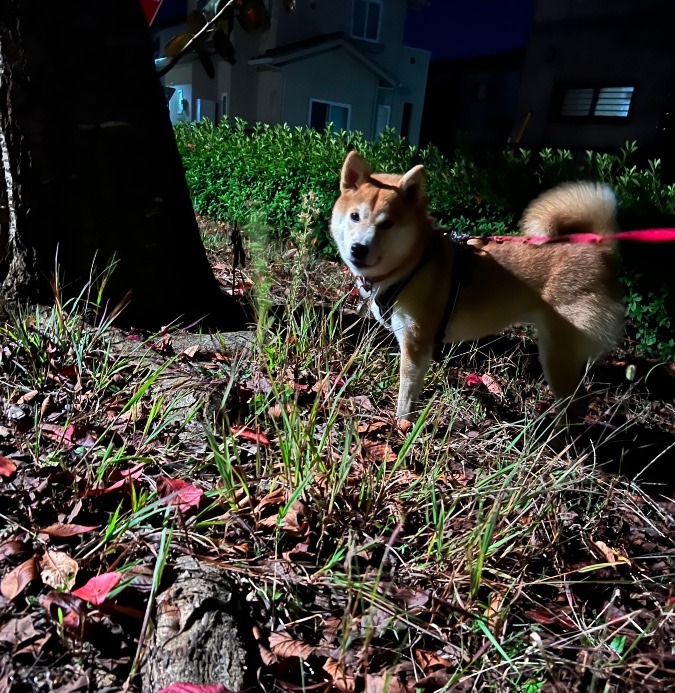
[519,181,618,238]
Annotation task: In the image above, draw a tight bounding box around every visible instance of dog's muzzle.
[350,242,369,263]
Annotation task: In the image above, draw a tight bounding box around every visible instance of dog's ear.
[399,165,427,205]
[340,151,372,192]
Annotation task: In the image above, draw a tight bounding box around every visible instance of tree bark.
[140,556,255,692]
[0,0,248,330]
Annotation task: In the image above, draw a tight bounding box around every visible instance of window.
[351,0,382,42]
[401,102,413,139]
[374,104,390,137]
[220,93,228,123]
[560,86,634,119]
[309,99,351,132]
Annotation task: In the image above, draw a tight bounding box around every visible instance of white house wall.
[278,50,379,134]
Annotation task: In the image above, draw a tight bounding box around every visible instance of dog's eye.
[349,211,360,222]
[378,219,394,230]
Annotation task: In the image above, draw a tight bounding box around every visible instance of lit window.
[560,86,634,118]
[561,88,594,116]
[309,99,351,132]
[351,0,382,42]
[595,87,634,117]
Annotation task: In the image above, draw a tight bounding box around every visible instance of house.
[509,0,675,172]
[419,48,525,159]
[153,0,431,146]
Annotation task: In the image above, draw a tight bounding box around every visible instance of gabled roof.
[248,32,400,87]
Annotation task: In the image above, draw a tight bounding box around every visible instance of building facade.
[154,0,430,145]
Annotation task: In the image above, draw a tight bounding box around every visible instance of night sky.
[404,0,536,61]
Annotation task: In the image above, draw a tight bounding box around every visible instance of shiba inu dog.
[331,151,625,422]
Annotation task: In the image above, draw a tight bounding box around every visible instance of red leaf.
[231,425,270,445]
[86,463,145,495]
[72,572,122,605]
[1,558,38,600]
[39,523,98,537]
[158,477,204,512]
[0,455,17,477]
[465,373,482,387]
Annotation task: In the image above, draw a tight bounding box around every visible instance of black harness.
[367,235,474,359]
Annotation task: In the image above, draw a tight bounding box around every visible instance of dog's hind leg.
[396,337,433,421]
[537,321,593,422]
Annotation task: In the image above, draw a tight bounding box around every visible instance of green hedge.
[175,120,675,360]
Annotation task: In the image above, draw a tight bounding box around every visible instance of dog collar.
[359,234,474,360]
[373,233,441,325]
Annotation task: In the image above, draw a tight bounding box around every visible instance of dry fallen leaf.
[268,631,315,660]
[480,373,503,396]
[39,523,98,538]
[363,441,397,463]
[1,558,38,600]
[39,550,79,591]
[323,658,356,692]
[592,539,631,566]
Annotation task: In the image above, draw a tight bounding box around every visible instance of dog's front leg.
[396,336,433,421]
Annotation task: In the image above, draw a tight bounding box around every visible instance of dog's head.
[330,151,431,281]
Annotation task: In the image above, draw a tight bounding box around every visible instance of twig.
[156,0,236,78]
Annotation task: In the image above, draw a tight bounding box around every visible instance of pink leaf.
[465,373,482,387]
[480,373,503,396]
[158,477,204,512]
[231,425,270,445]
[72,572,122,605]
[0,456,17,478]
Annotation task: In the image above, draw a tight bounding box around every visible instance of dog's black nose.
[350,243,369,261]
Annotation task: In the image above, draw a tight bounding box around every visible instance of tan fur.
[331,151,625,422]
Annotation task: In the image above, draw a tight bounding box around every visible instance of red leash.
[487,229,675,244]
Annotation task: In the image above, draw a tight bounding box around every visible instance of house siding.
[511,0,675,156]
[156,0,429,145]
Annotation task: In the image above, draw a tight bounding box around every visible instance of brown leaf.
[279,500,308,537]
[415,649,452,672]
[39,591,83,629]
[268,631,315,660]
[1,557,38,600]
[357,420,388,434]
[258,643,278,666]
[17,389,39,405]
[523,608,577,630]
[363,441,397,463]
[591,539,631,566]
[39,523,98,538]
[365,673,409,693]
[181,344,201,359]
[480,373,503,396]
[0,539,26,560]
[323,658,355,692]
[39,550,78,591]
[0,615,38,647]
[254,487,286,516]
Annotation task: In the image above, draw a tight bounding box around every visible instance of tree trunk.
[0,0,248,330]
